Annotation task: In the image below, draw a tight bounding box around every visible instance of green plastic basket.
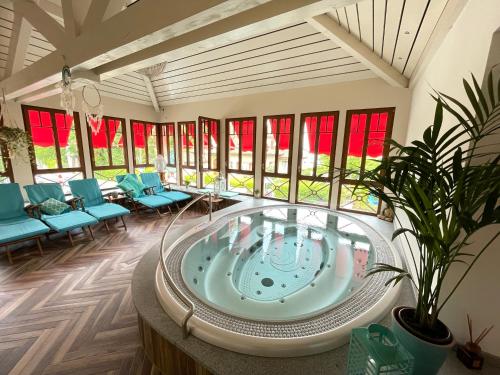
[347,324,414,374]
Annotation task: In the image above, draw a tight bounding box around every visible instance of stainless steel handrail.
[160,192,212,338]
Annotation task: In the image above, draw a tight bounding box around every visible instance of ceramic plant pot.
[391,306,454,375]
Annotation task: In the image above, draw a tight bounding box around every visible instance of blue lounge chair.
[24,183,98,245]
[116,174,174,216]
[69,178,130,232]
[140,172,191,208]
[0,183,50,264]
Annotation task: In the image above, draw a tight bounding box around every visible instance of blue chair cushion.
[0,216,50,243]
[135,195,173,208]
[68,179,105,207]
[156,191,191,202]
[42,211,98,232]
[85,203,130,221]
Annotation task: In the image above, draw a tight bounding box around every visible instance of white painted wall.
[5,90,159,191]
[164,77,411,209]
[402,0,500,356]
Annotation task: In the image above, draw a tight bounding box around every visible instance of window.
[0,114,13,184]
[87,115,128,189]
[296,112,339,207]
[22,105,85,193]
[261,114,294,200]
[159,123,177,184]
[178,121,197,187]
[338,108,394,215]
[198,116,220,188]
[226,117,256,195]
[131,120,158,174]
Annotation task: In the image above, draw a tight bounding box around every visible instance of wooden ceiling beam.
[307,13,409,88]
[1,0,243,99]
[14,0,68,50]
[95,0,356,80]
[141,75,160,112]
[5,12,32,76]
[82,0,112,34]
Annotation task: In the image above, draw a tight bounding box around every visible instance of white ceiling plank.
[82,0,111,34]
[14,0,67,50]
[156,59,362,97]
[344,3,360,40]
[159,70,376,105]
[380,0,404,65]
[5,12,32,76]
[155,47,349,90]
[1,0,266,99]
[94,0,360,80]
[372,0,385,57]
[356,0,373,50]
[391,0,429,74]
[308,13,408,87]
[142,74,160,112]
[409,0,467,85]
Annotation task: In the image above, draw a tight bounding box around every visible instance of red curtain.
[305,115,334,155]
[347,112,388,158]
[29,109,74,148]
[133,122,145,148]
[181,123,195,147]
[91,118,123,149]
[270,117,291,150]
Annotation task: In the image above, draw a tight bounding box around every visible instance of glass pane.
[202,171,219,189]
[365,112,388,175]
[345,114,367,179]
[135,166,156,175]
[110,119,125,166]
[167,126,176,166]
[338,184,379,214]
[262,176,289,200]
[182,168,197,187]
[147,124,158,165]
[300,116,315,177]
[94,168,128,190]
[92,119,110,167]
[29,110,58,169]
[35,171,83,194]
[133,122,146,165]
[0,175,10,184]
[227,121,240,170]
[227,173,253,195]
[0,150,5,173]
[55,113,80,169]
[264,118,276,173]
[166,166,177,184]
[240,120,254,172]
[297,180,331,206]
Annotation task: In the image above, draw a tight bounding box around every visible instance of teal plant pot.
[391,306,454,375]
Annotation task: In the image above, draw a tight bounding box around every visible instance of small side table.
[201,196,224,214]
[105,192,128,207]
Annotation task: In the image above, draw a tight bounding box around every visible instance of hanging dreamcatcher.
[56,65,76,116]
[82,84,104,135]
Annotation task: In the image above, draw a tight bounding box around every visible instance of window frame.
[87,115,129,173]
[225,116,257,195]
[0,113,13,183]
[198,116,221,188]
[295,111,339,207]
[177,120,197,185]
[22,104,86,177]
[130,119,160,170]
[337,107,395,215]
[261,114,295,201]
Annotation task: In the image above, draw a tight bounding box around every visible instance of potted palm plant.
[360,70,500,374]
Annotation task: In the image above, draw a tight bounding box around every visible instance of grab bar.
[160,192,213,338]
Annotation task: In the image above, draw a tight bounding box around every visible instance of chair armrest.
[67,197,85,210]
[25,204,42,219]
[143,186,155,195]
[121,189,135,199]
[162,182,172,191]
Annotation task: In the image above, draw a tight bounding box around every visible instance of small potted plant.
[359,69,500,374]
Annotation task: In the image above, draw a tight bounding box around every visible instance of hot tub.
[155,205,401,357]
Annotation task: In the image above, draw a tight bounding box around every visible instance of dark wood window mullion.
[107,119,114,167]
[49,111,63,169]
[273,119,280,174]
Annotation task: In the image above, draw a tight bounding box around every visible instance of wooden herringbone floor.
[0,211,201,375]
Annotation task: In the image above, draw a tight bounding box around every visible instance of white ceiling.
[0,0,451,107]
